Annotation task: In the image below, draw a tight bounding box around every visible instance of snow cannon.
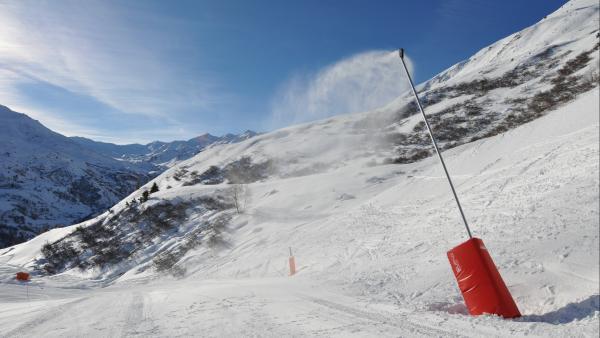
[289,247,296,276]
[398,49,520,318]
[16,271,30,281]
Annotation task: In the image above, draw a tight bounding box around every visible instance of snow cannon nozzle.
[399,48,404,59]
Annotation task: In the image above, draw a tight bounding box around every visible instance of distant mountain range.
[0,105,257,247]
[70,131,257,170]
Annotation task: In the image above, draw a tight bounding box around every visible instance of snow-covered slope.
[0,105,151,248]
[1,86,597,338]
[0,0,598,336]
[423,1,599,89]
[71,130,258,169]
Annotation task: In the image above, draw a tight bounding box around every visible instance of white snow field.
[0,88,598,337]
[1,0,599,336]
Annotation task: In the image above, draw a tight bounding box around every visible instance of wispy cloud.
[0,0,229,143]
[269,50,414,128]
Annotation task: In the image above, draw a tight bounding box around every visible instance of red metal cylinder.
[447,238,520,318]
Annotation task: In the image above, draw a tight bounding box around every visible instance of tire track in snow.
[121,291,144,336]
[0,297,88,338]
[298,294,465,337]
[121,291,161,337]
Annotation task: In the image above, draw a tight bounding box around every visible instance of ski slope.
[0,88,597,337]
[1,0,598,335]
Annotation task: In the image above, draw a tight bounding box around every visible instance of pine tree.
[142,190,150,202]
[150,182,159,194]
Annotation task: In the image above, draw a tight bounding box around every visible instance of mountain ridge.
[70,130,259,169]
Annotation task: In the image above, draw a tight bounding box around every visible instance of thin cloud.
[0,0,228,141]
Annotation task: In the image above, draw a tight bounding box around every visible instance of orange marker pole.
[288,247,296,276]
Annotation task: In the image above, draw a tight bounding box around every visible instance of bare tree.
[230,184,251,214]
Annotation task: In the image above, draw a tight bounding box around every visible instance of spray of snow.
[269,50,414,128]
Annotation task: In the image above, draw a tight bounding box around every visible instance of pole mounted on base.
[288,247,296,276]
[399,49,521,318]
[398,48,473,239]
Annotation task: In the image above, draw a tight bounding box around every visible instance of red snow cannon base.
[447,238,520,318]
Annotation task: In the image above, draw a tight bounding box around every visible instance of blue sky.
[0,0,567,144]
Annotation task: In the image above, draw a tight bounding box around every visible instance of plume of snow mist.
[269,50,414,128]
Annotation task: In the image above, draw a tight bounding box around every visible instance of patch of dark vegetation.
[412,121,426,133]
[196,195,234,211]
[486,44,599,137]
[205,213,232,248]
[383,42,598,165]
[398,101,420,119]
[153,251,186,277]
[463,101,485,117]
[40,219,129,272]
[527,49,598,115]
[384,98,494,162]
[172,168,188,181]
[89,245,130,268]
[428,115,470,143]
[182,157,275,186]
[383,131,430,147]
[151,213,232,277]
[444,47,566,98]
[41,239,80,273]
[183,166,223,186]
[556,45,596,78]
[385,149,432,164]
[39,195,234,275]
[223,157,276,184]
[138,202,189,233]
[395,42,592,120]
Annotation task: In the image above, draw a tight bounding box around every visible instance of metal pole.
[398,48,473,239]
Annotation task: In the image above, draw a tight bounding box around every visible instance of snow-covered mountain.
[0,106,153,248]
[0,0,598,336]
[71,130,258,169]
[0,105,257,249]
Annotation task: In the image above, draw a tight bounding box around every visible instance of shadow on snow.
[519,295,599,325]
